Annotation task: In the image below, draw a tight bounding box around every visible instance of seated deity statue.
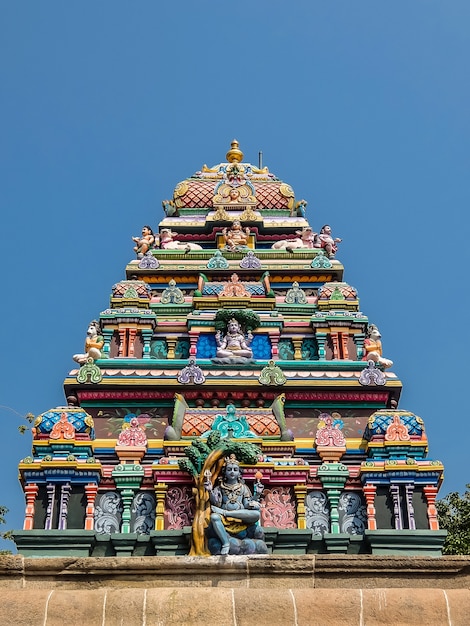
[215,318,253,360]
[313,224,342,257]
[132,225,155,257]
[222,220,250,251]
[73,321,104,365]
[362,324,393,369]
[204,455,267,555]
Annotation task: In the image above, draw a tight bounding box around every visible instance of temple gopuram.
[13,140,446,558]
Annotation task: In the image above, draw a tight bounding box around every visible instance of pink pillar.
[84,483,99,531]
[423,485,439,530]
[23,483,39,530]
[363,484,377,530]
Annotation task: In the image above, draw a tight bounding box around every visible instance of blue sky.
[1,1,469,546]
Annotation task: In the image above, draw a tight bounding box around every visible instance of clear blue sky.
[1,1,469,547]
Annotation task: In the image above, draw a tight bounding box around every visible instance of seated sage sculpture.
[214,318,253,361]
[204,454,267,555]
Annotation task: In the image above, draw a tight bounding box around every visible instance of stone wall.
[1,554,469,625]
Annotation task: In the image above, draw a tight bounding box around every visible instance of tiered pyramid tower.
[14,141,446,557]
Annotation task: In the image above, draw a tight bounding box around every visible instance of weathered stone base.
[1,554,469,625]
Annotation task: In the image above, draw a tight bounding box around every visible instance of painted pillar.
[23,483,39,530]
[330,331,340,359]
[166,335,178,359]
[112,464,144,534]
[270,333,279,360]
[353,333,365,360]
[363,483,377,530]
[340,333,350,359]
[127,328,138,357]
[118,328,128,357]
[317,462,349,533]
[45,483,56,530]
[154,482,168,530]
[292,338,303,361]
[58,482,71,530]
[390,484,403,530]
[294,484,307,529]
[405,483,416,530]
[189,331,198,357]
[141,328,153,359]
[423,485,440,530]
[84,483,99,531]
[316,332,328,360]
[101,327,114,358]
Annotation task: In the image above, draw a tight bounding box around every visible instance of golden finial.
[226,139,244,163]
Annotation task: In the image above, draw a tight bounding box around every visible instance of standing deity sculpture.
[363,324,393,369]
[132,225,155,257]
[204,454,266,555]
[214,318,253,362]
[73,321,104,364]
[313,224,342,257]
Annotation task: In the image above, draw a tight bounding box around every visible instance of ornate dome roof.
[170,140,296,212]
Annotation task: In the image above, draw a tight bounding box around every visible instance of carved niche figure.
[221,220,250,251]
[73,321,104,364]
[313,224,342,257]
[204,454,266,555]
[132,225,155,258]
[159,228,202,251]
[363,324,393,369]
[271,226,316,251]
[214,318,253,362]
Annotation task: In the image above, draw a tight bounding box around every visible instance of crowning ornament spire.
[226,139,244,163]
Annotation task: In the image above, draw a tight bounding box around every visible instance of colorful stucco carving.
[14,141,445,557]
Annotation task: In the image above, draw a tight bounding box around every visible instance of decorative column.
[58,482,72,530]
[270,334,279,360]
[127,328,138,357]
[23,483,39,530]
[405,484,416,530]
[317,464,349,533]
[363,483,377,530]
[340,332,350,359]
[294,484,307,529]
[154,482,168,530]
[423,485,440,530]
[316,332,327,360]
[118,328,128,357]
[353,333,365,360]
[292,338,303,361]
[101,327,114,358]
[389,484,403,530]
[45,483,56,530]
[166,335,177,359]
[330,331,340,359]
[84,483,99,531]
[189,331,198,357]
[113,417,147,533]
[141,328,153,358]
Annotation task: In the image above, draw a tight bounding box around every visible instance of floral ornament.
[258,361,286,386]
[239,251,261,269]
[359,361,386,386]
[311,252,332,269]
[207,250,229,269]
[177,359,206,384]
[138,251,159,269]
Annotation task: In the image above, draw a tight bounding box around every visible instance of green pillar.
[317,462,349,533]
[112,464,144,534]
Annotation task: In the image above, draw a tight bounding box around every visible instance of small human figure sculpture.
[159,228,202,251]
[215,318,253,360]
[204,455,265,555]
[73,321,104,365]
[271,226,316,251]
[222,220,250,251]
[363,324,393,369]
[313,224,342,257]
[132,225,155,257]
